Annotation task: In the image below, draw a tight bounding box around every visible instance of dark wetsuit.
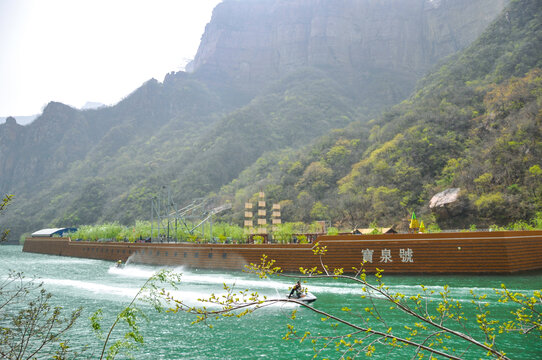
[288,283,301,298]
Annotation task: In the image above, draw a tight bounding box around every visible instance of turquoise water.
[1,245,541,359]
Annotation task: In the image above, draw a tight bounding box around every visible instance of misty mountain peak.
[5,116,17,126]
[191,0,508,92]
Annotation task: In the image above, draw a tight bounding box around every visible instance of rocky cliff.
[0,103,95,194]
[191,0,508,102]
[0,0,516,240]
[0,117,25,192]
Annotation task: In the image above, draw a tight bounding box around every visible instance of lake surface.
[1,245,541,359]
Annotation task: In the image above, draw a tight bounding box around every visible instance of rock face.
[0,0,514,240]
[429,188,469,223]
[4,116,17,126]
[192,0,508,93]
[429,188,461,209]
[0,117,25,192]
[0,103,95,194]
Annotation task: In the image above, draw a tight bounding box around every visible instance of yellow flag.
[409,212,419,229]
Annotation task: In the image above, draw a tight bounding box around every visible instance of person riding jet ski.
[288,281,302,298]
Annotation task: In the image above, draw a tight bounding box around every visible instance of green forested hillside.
[1,67,367,239]
[1,0,539,240]
[217,0,542,230]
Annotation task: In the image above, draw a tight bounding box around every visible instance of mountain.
[215,0,542,230]
[0,0,515,240]
[192,0,508,110]
[0,115,39,126]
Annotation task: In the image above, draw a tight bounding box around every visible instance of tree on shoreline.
[3,193,540,358]
[0,271,83,359]
[2,193,181,359]
[0,266,182,360]
[1,194,13,242]
[165,249,541,359]
[1,195,86,359]
[90,269,182,360]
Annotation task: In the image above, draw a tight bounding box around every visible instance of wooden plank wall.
[317,231,542,273]
[22,230,542,274]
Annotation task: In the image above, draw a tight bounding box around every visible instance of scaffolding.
[150,187,231,242]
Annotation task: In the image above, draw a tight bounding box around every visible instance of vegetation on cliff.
[0,195,12,242]
[0,0,540,238]
[217,0,542,230]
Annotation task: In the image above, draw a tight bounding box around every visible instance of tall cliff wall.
[191,0,508,92]
[0,0,516,241]
[0,103,94,194]
[0,117,25,192]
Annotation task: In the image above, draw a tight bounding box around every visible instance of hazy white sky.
[0,0,221,117]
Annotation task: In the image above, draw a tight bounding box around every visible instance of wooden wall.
[23,230,542,274]
[317,231,542,273]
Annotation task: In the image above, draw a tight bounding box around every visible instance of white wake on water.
[40,277,140,299]
[103,265,308,307]
[99,264,531,305]
[107,265,157,279]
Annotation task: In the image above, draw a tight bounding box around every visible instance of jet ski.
[287,292,317,304]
